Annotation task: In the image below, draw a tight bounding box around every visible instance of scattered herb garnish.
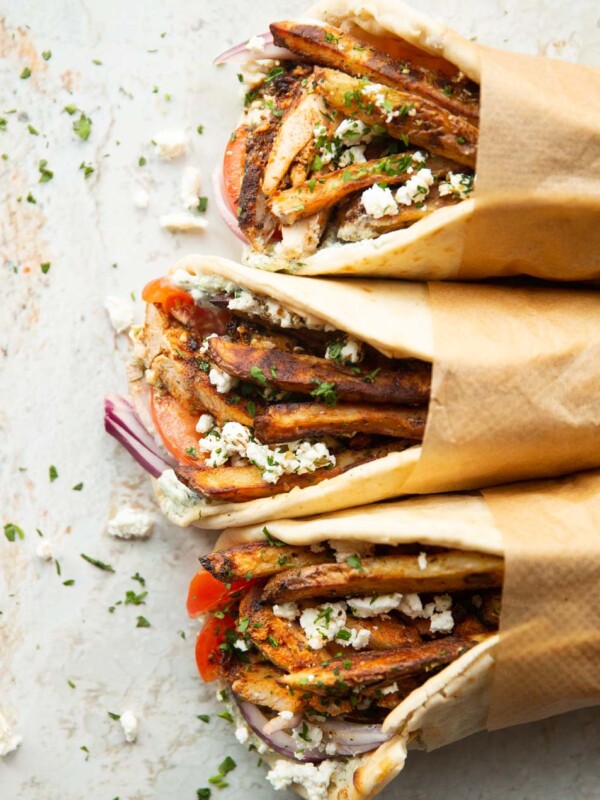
[197,714,210,723]
[49,465,58,482]
[136,615,151,628]
[73,112,92,141]
[80,553,115,572]
[79,162,94,179]
[310,380,337,407]
[28,124,39,135]
[72,482,84,491]
[20,67,32,79]
[108,712,121,720]
[346,554,363,571]
[4,523,24,542]
[40,262,51,274]
[42,50,52,61]
[125,590,147,606]
[249,366,268,386]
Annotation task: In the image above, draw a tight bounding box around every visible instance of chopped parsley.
[125,590,148,606]
[197,124,204,135]
[263,527,285,547]
[336,629,352,641]
[73,112,92,141]
[108,712,121,720]
[80,553,115,572]
[79,162,94,179]
[346,554,363,571]
[138,156,146,166]
[20,67,32,79]
[28,124,39,135]
[136,615,151,628]
[197,790,211,799]
[72,482,84,491]
[364,368,381,384]
[67,679,76,688]
[266,635,279,648]
[196,196,208,213]
[325,32,340,44]
[217,710,233,723]
[249,366,268,386]
[310,380,337,407]
[197,714,210,723]
[63,579,75,586]
[208,756,237,788]
[4,523,24,542]
[49,465,58,482]
[265,66,285,83]
[42,50,52,61]
[64,104,78,115]
[38,158,53,183]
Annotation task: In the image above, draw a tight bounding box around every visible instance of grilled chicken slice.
[270,21,480,121]
[175,441,413,502]
[280,637,475,693]
[229,662,304,713]
[314,67,477,168]
[240,586,326,672]
[261,551,505,604]
[344,616,422,650]
[335,186,461,242]
[268,152,456,225]
[200,541,332,583]
[290,138,318,185]
[239,64,313,249]
[262,89,328,195]
[254,402,427,443]
[278,210,331,258]
[207,338,432,406]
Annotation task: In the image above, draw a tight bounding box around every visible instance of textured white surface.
[1,1,600,799]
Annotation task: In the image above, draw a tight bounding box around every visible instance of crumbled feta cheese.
[133,188,149,209]
[36,540,53,561]
[347,594,403,618]
[329,540,375,564]
[104,295,135,334]
[273,602,300,620]
[153,129,188,160]
[292,721,323,758]
[245,102,273,127]
[430,609,454,634]
[381,682,399,695]
[300,603,347,649]
[235,724,249,745]
[267,759,337,800]
[335,118,373,145]
[196,413,215,434]
[344,627,371,649]
[398,593,425,618]
[159,212,207,233]
[360,184,398,219]
[180,166,202,210]
[170,270,236,302]
[395,168,434,206]
[233,639,249,652]
[325,336,363,364]
[438,171,474,200]
[120,710,138,743]
[0,713,22,758]
[313,124,339,165]
[417,552,428,570]
[338,145,367,167]
[434,593,452,612]
[208,366,239,394]
[325,741,338,756]
[227,290,262,314]
[107,508,153,540]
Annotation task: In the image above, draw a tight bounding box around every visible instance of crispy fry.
[314,67,477,167]
[254,402,427,443]
[176,441,413,502]
[200,541,332,583]
[207,338,432,405]
[345,616,422,650]
[280,637,474,693]
[269,22,479,120]
[268,152,454,226]
[240,586,326,672]
[479,590,502,628]
[262,89,327,195]
[262,551,504,604]
[228,661,304,713]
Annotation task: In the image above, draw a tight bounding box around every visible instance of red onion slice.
[236,698,391,762]
[104,394,176,478]
[212,167,248,243]
[214,33,297,65]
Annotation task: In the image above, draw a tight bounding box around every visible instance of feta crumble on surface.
[159,212,207,233]
[180,166,203,210]
[267,759,337,800]
[292,721,323,758]
[438,171,474,200]
[273,601,300,620]
[227,290,262,315]
[430,609,454,633]
[133,188,149,209]
[120,710,138,743]
[104,295,135,334]
[235,724,249,744]
[196,413,215,434]
[360,184,398,219]
[399,592,454,633]
[208,366,239,394]
[347,593,403,618]
[395,168,434,206]
[107,508,153,540]
[0,713,22,758]
[300,603,347,649]
[418,551,428,570]
[36,539,53,561]
[338,144,367,168]
[152,128,188,160]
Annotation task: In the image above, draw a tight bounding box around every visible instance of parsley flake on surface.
[79,162,94,179]
[249,366,268,386]
[40,262,51,274]
[310,380,337,407]
[80,553,115,572]
[49,465,58,481]
[346,554,363,571]
[28,124,39,135]
[42,50,52,61]
[4,523,24,542]
[136,615,151,628]
[73,112,92,141]
[72,482,84,491]
[64,104,78,115]
[20,67,32,79]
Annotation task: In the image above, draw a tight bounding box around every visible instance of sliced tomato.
[195,613,237,682]
[222,126,247,213]
[150,389,202,466]
[142,276,230,337]
[187,568,255,617]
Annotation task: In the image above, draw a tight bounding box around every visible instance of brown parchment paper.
[275,0,600,281]
[484,470,600,730]
[402,281,600,494]
[460,47,600,280]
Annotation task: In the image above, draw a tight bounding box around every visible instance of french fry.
[344,616,422,650]
[267,153,454,226]
[254,402,427,443]
[280,637,474,693]
[314,67,477,167]
[269,21,480,120]
[207,338,432,405]
[240,586,326,672]
[176,442,412,502]
[261,551,504,604]
[200,541,332,583]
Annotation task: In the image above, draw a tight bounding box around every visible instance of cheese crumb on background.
[104,296,135,334]
[36,540,53,561]
[180,166,202,210]
[107,508,153,540]
[152,129,188,160]
[133,188,149,209]
[0,713,22,758]
[120,710,138,743]
[159,212,207,233]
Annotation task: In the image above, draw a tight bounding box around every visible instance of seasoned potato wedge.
[200,541,332,582]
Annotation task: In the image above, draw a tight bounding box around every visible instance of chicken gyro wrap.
[187,469,600,800]
[104,256,600,530]
[214,0,600,280]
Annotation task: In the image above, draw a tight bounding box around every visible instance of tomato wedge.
[187,568,254,617]
[195,613,237,682]
[142,276,191,309]
[142,276,231,337]
[222,126,247,213]
[150,389,202,466]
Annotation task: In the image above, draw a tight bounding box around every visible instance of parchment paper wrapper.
[154,256,600,530]
[246,0,600,281]
[217,469,600,800]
